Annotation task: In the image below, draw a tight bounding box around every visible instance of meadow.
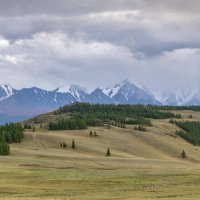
[0,108,200,199]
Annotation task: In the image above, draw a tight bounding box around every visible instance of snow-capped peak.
[69,85,88,101]
[102,79,147,98]
[54,85,71,93]
[54,84,88,101]
[102,80,127,98]
[0,84,15,101]
[160,87,200,105]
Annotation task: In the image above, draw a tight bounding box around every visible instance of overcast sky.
[0,0,200,96]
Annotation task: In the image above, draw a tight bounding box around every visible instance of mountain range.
[0,79,200,124]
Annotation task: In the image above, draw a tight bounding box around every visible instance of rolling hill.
[0,104,200,199]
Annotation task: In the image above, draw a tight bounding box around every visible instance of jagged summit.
[102,79,159,105]
[54,84,88,101]
[0,84,16,101]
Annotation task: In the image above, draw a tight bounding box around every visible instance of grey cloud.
[0,33,200,96]
[1,10,200,56]
[0,0,199,95]
[0,0,199,17]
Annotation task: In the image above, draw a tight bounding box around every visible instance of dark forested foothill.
[49,103,180,130]
[59,103,179,119]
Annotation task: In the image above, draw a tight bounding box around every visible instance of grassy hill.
[1,103,200,199]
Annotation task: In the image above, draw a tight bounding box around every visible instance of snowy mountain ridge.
[1,80,200,124]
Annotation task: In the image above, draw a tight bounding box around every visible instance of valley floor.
[1,110,200,199]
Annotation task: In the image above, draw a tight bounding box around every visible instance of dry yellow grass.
[0,110,200,199]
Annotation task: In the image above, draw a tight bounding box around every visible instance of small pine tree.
[89,131,93,137]
[27,125,32,129]
[106,147,111,156]
[24,123,28,129]
[72,139,75,149]
[181,150,186,159]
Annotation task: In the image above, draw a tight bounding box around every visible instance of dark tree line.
[59,103,179,120]
[125,118,152,126]
[150,105,200,112]
[175,121,200,145]
[0,123,24,155]
[49,118,87,130]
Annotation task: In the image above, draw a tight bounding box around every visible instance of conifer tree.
[72,139,75,149]
[181,150,186,159]
[89,131,93,137]
[106,147,111,156]
[24,123,28,129]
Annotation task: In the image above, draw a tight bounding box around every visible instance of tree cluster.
[175,121,200,145]
[23,123,32,129]
[60,140,76,149]
[0,123,24,155]
[49,118,87,130]
[134,125,146,132]
[89,130,97,137]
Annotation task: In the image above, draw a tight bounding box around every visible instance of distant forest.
[151,105,200,112]
[49,103,181,130]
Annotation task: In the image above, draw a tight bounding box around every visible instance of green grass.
[0,167,200,200]
[1,109,200,199]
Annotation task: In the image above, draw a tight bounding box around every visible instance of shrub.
[63,142,67,148]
